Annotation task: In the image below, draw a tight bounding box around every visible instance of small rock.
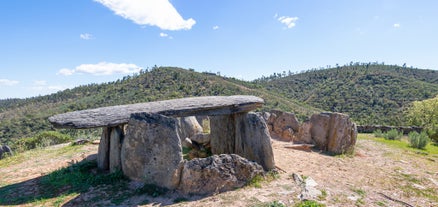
[292,173,304,184]
[428,178,438,187]
[182,138,193,148]
[72,139,90,145]
[347,195,360,201]
[292,173,322,201]
[412,183,426,190]
[305,177,318,187]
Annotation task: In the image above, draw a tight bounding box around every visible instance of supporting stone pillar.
[121,113,183,190]
[97,127,111,170]
[210,113,275,171]
[210,115,236,154]
[235,112,275,171]
[109,125,124,173]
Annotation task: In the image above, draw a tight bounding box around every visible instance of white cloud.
[57,62,142,76]
[94,0,196,31]
[30,81,67,93]
[57,68,75,76]
[0,79,19,86]
[213,25,219,30]
[80,33,94,40]
[159,32,173,39]
[393,23,401,28]
[277,16,299,29]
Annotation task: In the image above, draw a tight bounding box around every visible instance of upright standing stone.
[210,115,236,154]
[310,112,357,154]
[310,113,331,151]
[97,127,110,170]
[271,110,300,141]
[121,113,183,189]
[235,112,275,170]
[109,126,124,173]
[297,120,313,144]
[327,113,357,154]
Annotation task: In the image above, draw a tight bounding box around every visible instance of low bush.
[408,131,430,149]
[373,129,383,138]
[383,129,402,140]
[13,131,72,152]
[426,126,438,143]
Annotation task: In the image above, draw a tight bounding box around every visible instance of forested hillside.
[0,67,318,145]
[2,64,437,145]
[257,63,438,125]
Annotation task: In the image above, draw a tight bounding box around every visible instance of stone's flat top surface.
[49,95,264,129]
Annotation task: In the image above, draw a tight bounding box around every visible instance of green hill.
[2,64,437,146]
[257,63,438,125]
[0,67,318,145]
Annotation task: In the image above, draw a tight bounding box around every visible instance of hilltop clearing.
[1,134,437,206]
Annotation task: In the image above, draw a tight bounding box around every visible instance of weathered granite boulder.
[177,116,203,140]
[310,112,357,154]
[121,113,183,189]
[265,110,300,141]
[0,145,13,159]
[190,133,210,145]
[178,154,264,195]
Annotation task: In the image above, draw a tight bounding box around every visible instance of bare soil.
[0,135,437,207]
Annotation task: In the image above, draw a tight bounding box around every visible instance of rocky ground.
[0,135,437,206]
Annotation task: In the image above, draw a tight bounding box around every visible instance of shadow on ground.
[0,156,207,206]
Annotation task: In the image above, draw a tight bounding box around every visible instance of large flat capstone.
[48,95,264,129]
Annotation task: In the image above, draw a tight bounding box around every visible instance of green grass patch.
[294,200,326,207]
[358,133,438,155]
[0,144,82,169]
[247,171,280,188]
[400,184,438,202]
[248,174,264,188]
[0,159,127,205]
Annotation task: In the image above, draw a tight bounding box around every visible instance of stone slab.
[48,95,264,129]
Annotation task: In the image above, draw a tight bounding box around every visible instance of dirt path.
[0,136,437,207]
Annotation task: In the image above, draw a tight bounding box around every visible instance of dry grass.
[0,135,437,206]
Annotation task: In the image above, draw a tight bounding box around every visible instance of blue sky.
[1,0,437,99]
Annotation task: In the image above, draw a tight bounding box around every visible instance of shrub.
[408,131,430,149]
[13,131,72,151]
[426,125,438,143]
[373,129,383,138]
[406,95,438,143]
[383,129,402,140]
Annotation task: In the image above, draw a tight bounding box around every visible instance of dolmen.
[49,95,274,195]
